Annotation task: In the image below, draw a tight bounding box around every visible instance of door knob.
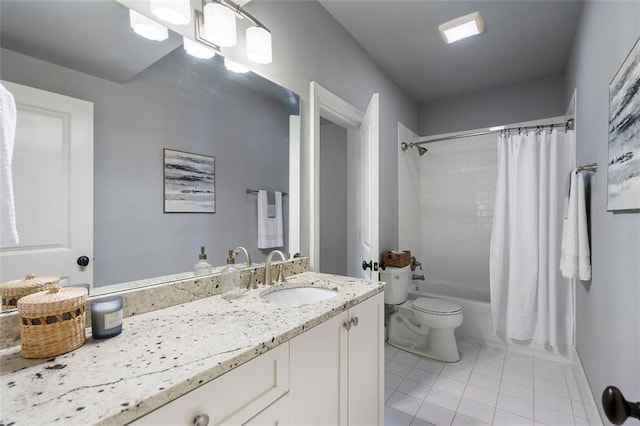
[343,321,352,331]
[77,256,90,267]
[602,386,640,425]
[351,316,359,327]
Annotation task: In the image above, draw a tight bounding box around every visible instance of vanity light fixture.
[196,0,273,64]
[129,9,169,41]
[246,26,272,64]
[150,0,191,26]
[204,1,237,47]
[438,11,485,44]
[224,57,249,73]
[183,37,217,59]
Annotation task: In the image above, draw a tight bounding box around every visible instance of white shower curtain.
[490,128,576,346]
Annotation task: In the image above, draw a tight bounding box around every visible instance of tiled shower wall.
[419,133,497,296]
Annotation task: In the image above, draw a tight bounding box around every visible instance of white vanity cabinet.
[130,343,290,426]
[288,292,385,425]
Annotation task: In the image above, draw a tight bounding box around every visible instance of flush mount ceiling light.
[183,37,217,59]
[129,9,169,41]
[150,0,191,25]
[438,11,485,44]
[195,0,273,64]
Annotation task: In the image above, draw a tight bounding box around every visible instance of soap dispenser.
[220,250,241,299]
[193,246,212,276]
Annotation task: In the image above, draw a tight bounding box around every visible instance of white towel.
[257,190,283,249]
[560,170,591,280]
[0,83,19,246]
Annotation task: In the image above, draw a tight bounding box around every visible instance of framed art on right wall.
[608,36,640,211]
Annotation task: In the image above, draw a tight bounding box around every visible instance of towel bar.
[246,189,288,196]
[576,163,597,173]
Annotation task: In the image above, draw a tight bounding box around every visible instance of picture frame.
[163,148,216,213]
[608,36,640,211]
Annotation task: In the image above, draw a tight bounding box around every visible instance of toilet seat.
[412,297,462,315]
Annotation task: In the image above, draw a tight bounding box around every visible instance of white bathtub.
[409,281,575,364]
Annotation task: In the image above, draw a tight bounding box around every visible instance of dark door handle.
[362,260,379,272]
[602,386,640,425]
[77,256,90,267]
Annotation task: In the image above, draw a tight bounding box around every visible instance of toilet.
[381,265,463,362]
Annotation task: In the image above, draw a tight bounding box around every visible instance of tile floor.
[384,341,594,426]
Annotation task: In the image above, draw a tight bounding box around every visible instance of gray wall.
[420,76,567,135]
[319,122,348,276]
[238,1,421,259]
[565,1,640,421]
[1,48,292,286]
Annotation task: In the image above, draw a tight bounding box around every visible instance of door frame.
[309,82,368,272]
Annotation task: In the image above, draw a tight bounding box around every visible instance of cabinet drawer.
[131,343,289,426]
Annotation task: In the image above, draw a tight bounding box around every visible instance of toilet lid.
[412,297,461,315]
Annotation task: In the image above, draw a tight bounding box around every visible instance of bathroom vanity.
[0,271,384,425]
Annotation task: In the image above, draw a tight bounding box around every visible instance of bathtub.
[409,281,575,364]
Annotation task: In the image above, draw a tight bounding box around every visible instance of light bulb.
[150,0,191,26]
[183,37,217,59]
[129,9,169,41]
[203,2,237,47]
[224,58,249,73]
[246,26,272,64]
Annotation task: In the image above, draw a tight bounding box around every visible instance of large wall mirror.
[0,0,299,309]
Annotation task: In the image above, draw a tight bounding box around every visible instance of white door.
[310,83,379,280]
[356,94,379,280]
[0,81,93,287]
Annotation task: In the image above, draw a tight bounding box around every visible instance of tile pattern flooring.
[384,342,594,425]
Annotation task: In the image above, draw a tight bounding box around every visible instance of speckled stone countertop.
[0,272,383,426]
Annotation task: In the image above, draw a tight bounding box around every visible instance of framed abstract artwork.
[163,149,215,213]
[608,36,640,211]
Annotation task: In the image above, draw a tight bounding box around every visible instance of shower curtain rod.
[407,119,575,147]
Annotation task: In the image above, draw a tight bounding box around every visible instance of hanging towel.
[266,190,276,218]
[560,170,591,280]
[0,83,19,246]
[257,190,283,248]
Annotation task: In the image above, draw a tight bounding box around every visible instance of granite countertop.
[0,272,383,426]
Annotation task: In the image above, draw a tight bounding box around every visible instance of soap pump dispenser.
[193,246,212,276]
[220,249,241,299]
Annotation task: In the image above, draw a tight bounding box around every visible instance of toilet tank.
[379,265,411,304]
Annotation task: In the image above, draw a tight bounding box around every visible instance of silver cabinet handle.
[351,316,359,327]
[343,321,352,331]
[194,414,210,426]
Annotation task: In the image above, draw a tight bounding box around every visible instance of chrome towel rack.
[246,189,288,196]
[577,163,597,173]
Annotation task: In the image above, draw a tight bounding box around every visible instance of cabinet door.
[245,393,290,425]
[347,292,384,426]
[289,310,349,425]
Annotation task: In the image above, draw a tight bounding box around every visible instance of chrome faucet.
[265,250,288,285]
[410,256,422,272]
[232,246,252,267]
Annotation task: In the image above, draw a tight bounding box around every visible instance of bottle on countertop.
[193,246,212,276]
[220,250,240,299]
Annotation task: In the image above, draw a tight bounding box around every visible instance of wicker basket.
[17,287,88,359]
[0,274,60,311]
[382,250,412,268]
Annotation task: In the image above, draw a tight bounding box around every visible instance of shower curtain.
[490,128,575,346]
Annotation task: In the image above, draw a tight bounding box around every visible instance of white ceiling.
[319,0,584,104]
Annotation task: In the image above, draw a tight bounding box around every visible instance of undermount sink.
[260,285,338,305]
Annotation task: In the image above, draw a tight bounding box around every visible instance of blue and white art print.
[163,149,215,213]
[609,37,640,211]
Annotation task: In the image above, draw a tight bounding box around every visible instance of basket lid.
[17,287,87,316]
[0,274,60,291]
